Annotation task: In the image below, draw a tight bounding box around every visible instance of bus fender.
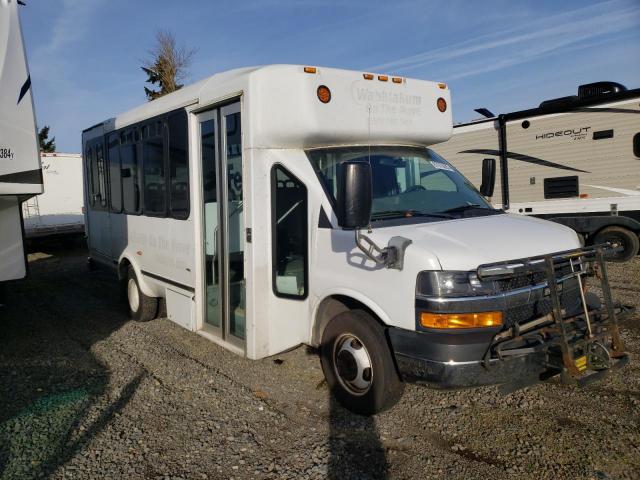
[310,288,393,347]
[117,253,157,298]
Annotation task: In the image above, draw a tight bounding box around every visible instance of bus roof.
[85,65,453,149]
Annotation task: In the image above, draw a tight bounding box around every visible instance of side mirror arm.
[354,229,412,270]
[355,228,388,266]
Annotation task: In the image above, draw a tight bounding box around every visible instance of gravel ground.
[0,242,639,480]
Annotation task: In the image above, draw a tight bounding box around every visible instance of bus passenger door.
[198,102,245,348]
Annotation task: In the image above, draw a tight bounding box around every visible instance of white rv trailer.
[83,65,630,414]
[0,0,42,282]
[22,153,84,239]
[431,82,640,262]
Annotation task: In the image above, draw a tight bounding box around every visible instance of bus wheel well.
[312,295,386,347]
[118,258,131,281]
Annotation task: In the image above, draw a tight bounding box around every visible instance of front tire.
[320,310,404,415]
[127,267,158,321]
[594,226,639,262]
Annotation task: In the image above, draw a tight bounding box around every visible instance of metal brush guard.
[476,245,634,392]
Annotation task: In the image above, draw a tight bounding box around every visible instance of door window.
[225,111,245,340]
[272,166,308,298]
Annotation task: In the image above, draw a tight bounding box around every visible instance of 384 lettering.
[0,148,15,159]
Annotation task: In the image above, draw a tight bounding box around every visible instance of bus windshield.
[307,146,495,221]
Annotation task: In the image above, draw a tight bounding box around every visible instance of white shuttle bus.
[0,0,42,283]
[83,65,631,414]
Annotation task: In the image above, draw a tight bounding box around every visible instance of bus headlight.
[416,271,499,297]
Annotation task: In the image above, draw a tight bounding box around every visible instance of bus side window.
[271,165,308,299]
[168,111,189,219]
[121,143,141,214]
[108,134,122,213]
[96,143,108,209]
[86,146,95,206]
[143,133,166,215]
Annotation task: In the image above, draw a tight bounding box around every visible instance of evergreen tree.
[38,125,55,153]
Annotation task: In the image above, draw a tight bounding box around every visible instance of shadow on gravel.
[328,396,388,479]
[0,240,137,480]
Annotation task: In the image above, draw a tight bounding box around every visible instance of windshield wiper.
[371,209,454,220]
[441,204,493,214]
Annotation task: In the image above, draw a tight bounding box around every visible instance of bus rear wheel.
[594,226,639,262]
[127,267,158,321]
[320,310,404,416]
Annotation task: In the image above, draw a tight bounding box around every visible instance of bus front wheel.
[320,310,404,416]
[127,267,158,322]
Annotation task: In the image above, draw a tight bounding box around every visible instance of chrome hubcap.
[128,278,140,313]
[334,334,373,395]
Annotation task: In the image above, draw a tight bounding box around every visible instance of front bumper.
[388,327,548,388]
[392,246,633,390]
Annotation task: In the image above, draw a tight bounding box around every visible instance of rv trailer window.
[271,165,308,299]
[121,143,141,214]
[168,111,189,219]
[108,134,122,213]
[543,176,579,199]
[143,134,166,215]
[634,133,640,158]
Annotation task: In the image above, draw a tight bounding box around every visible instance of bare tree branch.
[141,30,196,101]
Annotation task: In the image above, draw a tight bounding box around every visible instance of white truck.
[0,0,42,283]
[22,153,84,239]
[83,65,631,414]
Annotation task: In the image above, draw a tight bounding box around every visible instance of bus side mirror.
[337,160,372,229]
[480,158,496,197]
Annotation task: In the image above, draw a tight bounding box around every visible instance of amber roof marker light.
[437,97,447,112]
[317,85,331,104]
[304,66,317,74]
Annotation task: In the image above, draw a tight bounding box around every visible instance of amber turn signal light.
[317,85,331,103]
[420,312,502,329]
[437,97,447,112]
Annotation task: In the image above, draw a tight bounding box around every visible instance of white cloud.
[34,0,105,60]
[367,0,640,78]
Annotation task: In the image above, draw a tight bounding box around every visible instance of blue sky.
[20,0,640,153]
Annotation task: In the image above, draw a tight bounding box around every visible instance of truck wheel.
[320,310,404,416]
[127,267,158,321]
[594,226,639,262]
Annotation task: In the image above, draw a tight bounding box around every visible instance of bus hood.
[374,213,581,271]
